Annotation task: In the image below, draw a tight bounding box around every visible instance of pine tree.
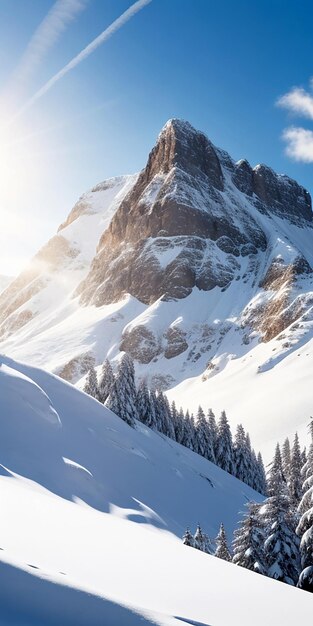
[267,443,283,495]
[182,528,194,547]
[193,524,213,554]
[194,524,206,551]
[282,437,291,483]
[170,401,179,442]
[105,378,122,417]
[288,433,302,509]
[297,422,313,569]
[215,523,232,562]
[232,502,266,574]
[190,413,197,452]
[195,406,215,462]
[162,393,175,440]
[136,380,151,425]
[207,409,218,457]
[301,447,307,469]
[182,410,194,449]
[215,411,234,475]
[150,390,160,431]
[97,359,114,403]
[83,366,98,399]
[233,424,249,483]
[105,354,138,427]
[256,451,267,496]
[262,460,300,585]
[244,433,255,488]
[175,407,185,444]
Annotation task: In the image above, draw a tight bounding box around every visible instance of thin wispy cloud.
[277,78,313,162]
[5,0,89,91]
[13,0,152,121]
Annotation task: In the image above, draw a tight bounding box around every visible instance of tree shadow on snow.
[0,561,161,626]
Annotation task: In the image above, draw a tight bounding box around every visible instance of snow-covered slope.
[0,356,310,625]
[0,275,13,294]
[0,174,137,364]
[1,119,313,454]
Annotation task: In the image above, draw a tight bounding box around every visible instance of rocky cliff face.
[0,119,313,393]
[77,119,311,309]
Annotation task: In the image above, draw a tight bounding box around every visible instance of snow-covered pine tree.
[176,407,185,444]
[215,411,235,475]
[233,424,249,483]
[195,406,215,462]
[162,393,175,440]
[215,523,232,562]
[301,447,307,469]
[288,433,303,510]
[207,409,218,457]
[105,378,122,417]
[232,501,266,574]
[83,366,98,399]
[105,354,138,427]
[267,443,284,495]
[262,459,300,585]
[150,390,161,431]
[97,359,114,403]
[256,451,267,496]
[182,410,194,450]
[296,424,313,569]
[136,380,151,425]
[193,524,213,554]
[170,401,179,441]
[244,433,255,488]
[194,524,205,551]
[190,413,197,452]
[249,449,259,491]
[282,437,291,483]
[182,528,194,547]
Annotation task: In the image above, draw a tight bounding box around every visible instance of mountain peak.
[150,117,224,189]
[159,117,201,139]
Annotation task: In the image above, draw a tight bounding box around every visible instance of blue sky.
[0,0,313,274]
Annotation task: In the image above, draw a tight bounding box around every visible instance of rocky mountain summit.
[1,119,313,445]
[77,119,311,308]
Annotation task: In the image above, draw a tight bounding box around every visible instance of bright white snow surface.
[0,356,311,625]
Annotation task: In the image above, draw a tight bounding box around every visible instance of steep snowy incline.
[0,174,137,346]
[0,355,262,537]
[0,356,311,625]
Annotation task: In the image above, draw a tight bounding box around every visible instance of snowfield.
[0,356,311,624]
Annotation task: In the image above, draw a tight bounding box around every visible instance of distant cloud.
[13,0,152,120]
[277,79,313,162]
[7,0,89,90]
[277,85,313,120]
[282,127,313,163]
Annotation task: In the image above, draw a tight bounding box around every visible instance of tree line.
[83,354,267,494]
[183,423,313,591]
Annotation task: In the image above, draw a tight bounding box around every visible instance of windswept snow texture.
[0,356,311,625]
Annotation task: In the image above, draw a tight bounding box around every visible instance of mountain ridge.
[1,119,313,454]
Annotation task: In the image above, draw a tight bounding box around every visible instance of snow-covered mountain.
[1,119,313,454]
[0,356,310,625]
